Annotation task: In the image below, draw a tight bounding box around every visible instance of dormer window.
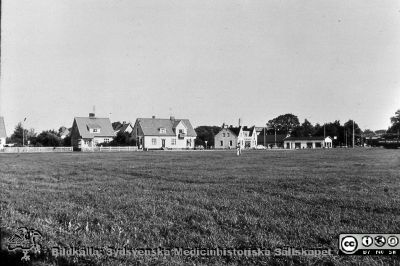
[87,123,101,133]
[159,128,166,134]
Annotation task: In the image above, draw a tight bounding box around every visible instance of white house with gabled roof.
[0,117,7,149]
[215,125,257,149]
[283,136,333,149]
[132,116,197,149]
[70,113,115,150]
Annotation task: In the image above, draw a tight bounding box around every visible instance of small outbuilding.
[283,136,333,149]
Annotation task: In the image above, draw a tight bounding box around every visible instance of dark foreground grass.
[1,149,400,265]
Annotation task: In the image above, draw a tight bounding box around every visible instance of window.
[171,138,176,145]
[229,140,233,146]
[93,128,98,133]
[227,133,230,137]
[104,138,110,143]
[223,133,225,137]
[220,140,223,146]
[179,129,184,134]
[152,138,157,145]
[159,128,166,134]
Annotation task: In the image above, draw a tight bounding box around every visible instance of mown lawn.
[1,149,400,265]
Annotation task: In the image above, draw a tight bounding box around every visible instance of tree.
[390,109,400,125]
[62,135,71,146]
[9,123,29,146]
[292,119,314,137]
[344,120,362,146]
[387,109,400,135]
[112,121,122,131]
[194,126,221,148]
[267,114,300,135]
[100,131,136,146]
[35,130,61,147]
[362,129,375,138]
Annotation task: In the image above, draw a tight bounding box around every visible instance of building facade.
[215,125,257,149]
[283,136,333,149]
[132,116,197,149]
[71,113,115,150]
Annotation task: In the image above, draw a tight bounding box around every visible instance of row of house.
[214,125,333,149]
[0,114,333,150]
[70,113,197,150]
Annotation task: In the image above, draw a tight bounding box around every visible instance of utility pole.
[264,125,266,148]
[352,120,355,148]
[22,117,27,147]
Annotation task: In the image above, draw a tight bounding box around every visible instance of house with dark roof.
[0,117,7,149]
[114,122,134,135]
[132,116,197,149]
[283,136,332,149]
[70,113,115,150]
[214,125,257,149]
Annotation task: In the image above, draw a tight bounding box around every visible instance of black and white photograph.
[1,0,400,265]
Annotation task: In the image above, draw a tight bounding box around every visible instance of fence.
[81,146,140,152]
[0,147,73,153]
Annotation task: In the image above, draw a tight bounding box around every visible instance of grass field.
[1,149,400,265]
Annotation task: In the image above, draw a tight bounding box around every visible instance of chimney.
[238,118,242,127]
[170,116,175,121]
[89,113,95,118]
[152,115,155,119]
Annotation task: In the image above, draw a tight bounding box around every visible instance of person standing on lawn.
[236,142,241,156]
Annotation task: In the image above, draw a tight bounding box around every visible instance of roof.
[220,126,255,137]
[136,118,197,137]
[284,136,331,141]
[226,127,241,136]
[74,117,115,138]
[60,127,70,137]
[242,126,256,136]
[0,117,6,138]
[120,123,131,132]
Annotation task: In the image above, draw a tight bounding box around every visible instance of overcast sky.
[1,0,400,134]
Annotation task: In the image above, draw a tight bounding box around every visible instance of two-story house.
[71,113,115,150]
[132,116,197,149]
[215,125,257,149]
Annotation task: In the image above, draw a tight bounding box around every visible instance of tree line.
[6,109,400,147]
[194,109,400,148]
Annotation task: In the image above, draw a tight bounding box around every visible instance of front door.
[161,139,166,148]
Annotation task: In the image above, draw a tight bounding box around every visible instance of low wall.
[81,146,141,152]
[0,147,73,153]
